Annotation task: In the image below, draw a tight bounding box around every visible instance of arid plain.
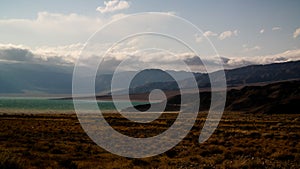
[0,111,299,169]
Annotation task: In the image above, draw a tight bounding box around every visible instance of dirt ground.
[0,112,299,169]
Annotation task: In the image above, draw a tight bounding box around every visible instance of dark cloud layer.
[0,48,36,62]
[0,47,71,66]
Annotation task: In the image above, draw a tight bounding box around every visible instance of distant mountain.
[128,69,180,94]
[126,80,300,114]
[0,62,193,95]
[129,60,300,93]
[0,62,73,94]
[0,60,300,95]
[224,60,300,86]
[96,69,190,95]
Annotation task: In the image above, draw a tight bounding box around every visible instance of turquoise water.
[0,98,146,111]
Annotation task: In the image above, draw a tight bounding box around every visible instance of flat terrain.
[0,112,299,169]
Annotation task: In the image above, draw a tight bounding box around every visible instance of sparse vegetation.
[0,150,26,169]
[0,112,299,168]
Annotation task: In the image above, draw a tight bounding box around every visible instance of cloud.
[96,0,130,14]
[0,44,75,65]
[222,57,254,68]
[222,49,300,69]
[272,27,281,31]
[33,43,84,63]
[242,44,261,52]
[0,46,35,62]
[0,11,181,49]
[203,31,218,37]
[260,29,265,34]
[1,42,300,73]
[195,31,218,43]
[218,30,238,40]
[196,29,239,42]
[293,28,300,38]
[184,55,204,66]
[0,12,104,47]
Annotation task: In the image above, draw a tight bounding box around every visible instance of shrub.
[271,151,295,161]
[131,159,150,166]
[0,151,26,169]
[59,159,78,169]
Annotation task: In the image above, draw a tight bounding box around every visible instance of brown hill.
[126,80,300,114]
[225,80,300,114]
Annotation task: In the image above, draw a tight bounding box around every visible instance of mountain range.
[0,60,300,95]
[129,60,300,94]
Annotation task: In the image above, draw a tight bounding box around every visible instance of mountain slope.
[128,80,300,114]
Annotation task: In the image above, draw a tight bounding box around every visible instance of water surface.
[0,98,147,111]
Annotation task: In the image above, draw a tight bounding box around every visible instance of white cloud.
[0,43,28,50]
[242,44,261,52]
[96,0,130,14]
[218,30,238,40]
[195,31,218,43]
[223,49,300,68]
[251,46,261,51]
[0,11,184,49]
[196,29,238,42]
[1,43,300,72]
[260,29,265,34]
[293,28,300,38]
[272,27,281,31]
[203,31,218,37]
[33,43,84,63]
[0,12,105,47]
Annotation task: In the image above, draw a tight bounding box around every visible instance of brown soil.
[0,112,299,169]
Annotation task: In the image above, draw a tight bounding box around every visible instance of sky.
[0,0,300,71]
